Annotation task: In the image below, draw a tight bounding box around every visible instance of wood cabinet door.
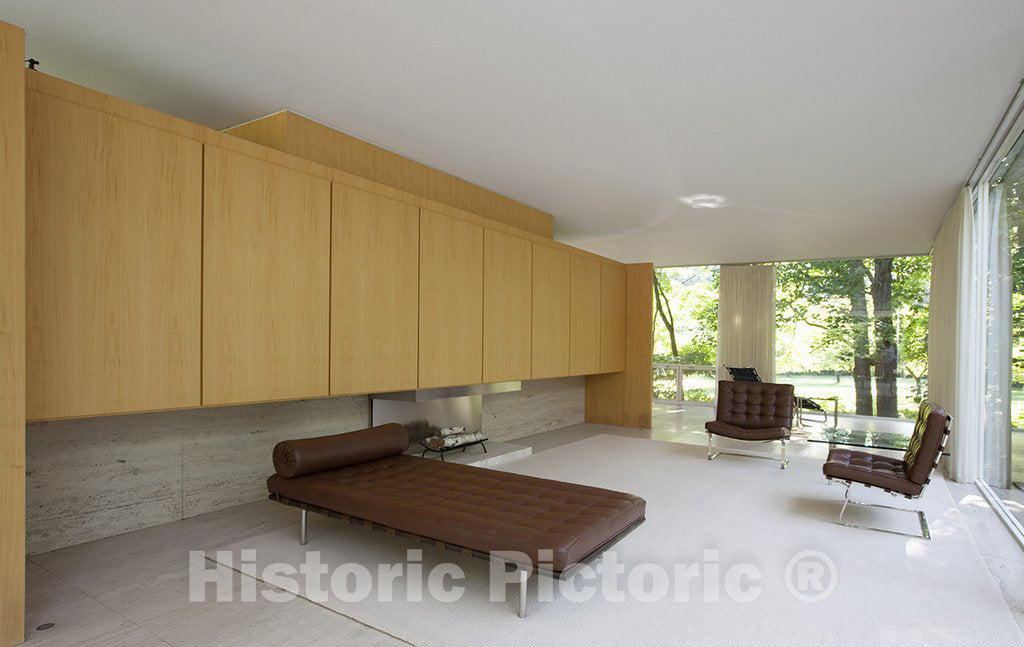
[202,145,330,405]
[418,209,483,388]
[331,184,419,394]
[483,229,532,382]
[531,244,570,378]
[569,255,602,375]
[601,264,627,373]
[26,92,202,419]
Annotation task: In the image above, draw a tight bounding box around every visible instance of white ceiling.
[5,1,1024,265]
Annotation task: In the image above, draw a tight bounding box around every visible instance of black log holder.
[418,437,489,461]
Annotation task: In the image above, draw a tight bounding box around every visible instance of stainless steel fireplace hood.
[370,381,521,402]
[370,381,522,441]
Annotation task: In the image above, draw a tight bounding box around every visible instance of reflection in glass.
[993,129,1024,487]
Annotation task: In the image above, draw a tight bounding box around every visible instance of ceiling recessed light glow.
[678,194,728,209]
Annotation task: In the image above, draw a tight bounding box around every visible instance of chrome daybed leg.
[837,482,929,539]
[300,509,308,546]
[780,439,788,470]
[518,566,529,619]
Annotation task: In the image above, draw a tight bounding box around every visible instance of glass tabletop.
[803,427,911,451]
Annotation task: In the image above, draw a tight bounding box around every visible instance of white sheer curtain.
[983,184,1012,487]
[929,186,1012,485]
[929,188,981,481]
[717,264,776,383]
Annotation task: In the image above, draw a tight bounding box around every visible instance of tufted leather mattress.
[822,448,921,496]
[267,453,646,572]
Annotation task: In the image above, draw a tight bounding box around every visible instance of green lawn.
[654,370,927,420]
[779,373,926,419]
[1013,388,1024,429]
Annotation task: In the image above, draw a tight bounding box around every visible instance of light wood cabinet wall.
[202,145,330,405]
[1,20,25,647]
[226,111,554,237]
[483,229,532,382]
[22,70,634,423]
[532,244,571,379]
[587,264,653,428]
[26,91,202,419]
[419,209,484,388]
[331,184,420,395]
[569,255,602,375]
[601,264,627,372]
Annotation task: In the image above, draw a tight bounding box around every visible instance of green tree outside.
[775,255,930,418]
[653,258,931,419]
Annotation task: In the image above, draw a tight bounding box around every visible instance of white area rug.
[213,435,1024,646]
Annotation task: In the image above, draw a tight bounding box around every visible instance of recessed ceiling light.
[678,194,728,209]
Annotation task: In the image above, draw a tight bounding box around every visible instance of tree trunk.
[905,365,923,400]
[848,260,874,416]
[871,258,898,417]
[653,273,678,357]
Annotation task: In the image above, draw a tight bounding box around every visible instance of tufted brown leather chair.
[705,380,795,468]
[822,401,950,539]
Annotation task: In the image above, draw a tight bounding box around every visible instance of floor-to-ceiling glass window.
[775,256,931,420]
[652,266,719,403]
[988,128,1024,491]
[969,119,1024,534]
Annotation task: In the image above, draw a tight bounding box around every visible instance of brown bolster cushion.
[272,423,409,478]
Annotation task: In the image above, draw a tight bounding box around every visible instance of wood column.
[0,19,26,647]
[585,263,653,428]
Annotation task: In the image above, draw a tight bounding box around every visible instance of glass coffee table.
[805,427,912,452]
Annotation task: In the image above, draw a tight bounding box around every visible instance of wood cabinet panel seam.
[199,143,205,402]
[328,182,333,394]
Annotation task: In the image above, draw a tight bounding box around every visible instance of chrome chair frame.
[707,432,788,469]
[832,480,930,539]
[824,412,951,541]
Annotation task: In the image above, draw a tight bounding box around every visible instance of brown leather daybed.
[267,423,646,617]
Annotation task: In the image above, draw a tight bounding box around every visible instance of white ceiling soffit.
[5,1,1024,266]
